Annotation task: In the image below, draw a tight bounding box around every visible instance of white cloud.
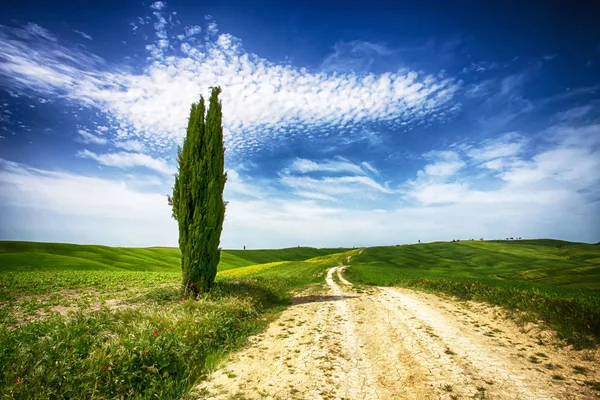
[500,71,528,95]
[281,175,393,197]
[360,161,379,175]
[409,182,469,205]
[288,157,368,175]
[423,161,464,177]
[320,40,394,73]
[23,23,56,42]
[1,156,599,248]
[77,149,173,175]
[294,191,338,202]
[419,151,465,177]
[77,129,107,145]
[547,123,600,148]
[0,159,170,220]
[404,124,600,215]
[184,25,202,37]
[114,140,144,152]
[468,132,526,162]
[281,157,390,202]
[150,1,166,11]
[0,158,176,246]
[73,29,92,40]
[224,169,264,199]
[554,105,593,122]
[0,11,459,156]
[499,147,600,190]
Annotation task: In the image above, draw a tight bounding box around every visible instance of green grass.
[345,239,600,347]
[0,241,348,272]
[222,247,351,266]
[2,238,599,398]
[0,241,350,303]
[0,241,355,399]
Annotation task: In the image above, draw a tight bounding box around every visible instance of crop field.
[345,239,600,346]
[1,239,599,399]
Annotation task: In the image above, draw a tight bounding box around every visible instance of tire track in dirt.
[192,267,599,399]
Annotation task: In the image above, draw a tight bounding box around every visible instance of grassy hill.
[345,239,600,347]
[347,239,600,290]
[0,241,354,399]
[2,238,599,399]
[0,241,349,272]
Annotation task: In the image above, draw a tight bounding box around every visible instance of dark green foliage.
[170,88,227,295]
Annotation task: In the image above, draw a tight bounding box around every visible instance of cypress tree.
[169,87,226,295]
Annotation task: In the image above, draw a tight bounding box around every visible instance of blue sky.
[0,0,599,248]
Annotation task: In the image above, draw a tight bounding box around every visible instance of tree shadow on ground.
[291,294,358,305]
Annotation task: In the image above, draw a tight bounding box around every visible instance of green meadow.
[345,239,600,347]
[0,239,599,398]
[0,241,356,399]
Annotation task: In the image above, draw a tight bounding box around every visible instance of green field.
[0,241,349,303]
[0,241,355,399]
[1,239,599,399]
[345,239,600,347]
[346,239,600,289]
[0,240,348,272]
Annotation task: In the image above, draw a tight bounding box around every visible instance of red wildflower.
[153,331,158,336]
[101,366,107,371]
[143,350,148,355]
[14,378,21,384]
[587,321,594,328]
[169,328,173,333]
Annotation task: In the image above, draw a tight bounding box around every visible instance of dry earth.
[193,267,600,400]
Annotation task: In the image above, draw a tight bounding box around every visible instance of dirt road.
[194,267,600,399]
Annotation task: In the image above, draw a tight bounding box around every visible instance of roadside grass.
[1,281,276,399]
[345,240,600,348]
[0,242,356,399]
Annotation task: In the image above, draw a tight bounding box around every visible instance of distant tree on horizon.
[169,87,226,295]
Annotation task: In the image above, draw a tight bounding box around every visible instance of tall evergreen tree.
[169,87,226,295]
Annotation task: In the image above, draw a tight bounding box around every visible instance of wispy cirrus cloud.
[280,157,391,202]
[0,2,460,158]
[287,157,371,175]
[77,129,107,145]
[76,149,173,175]
[320,40,394,73]
[467,132,527,163]
[73,29,92,41]
[22,23,56,42]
